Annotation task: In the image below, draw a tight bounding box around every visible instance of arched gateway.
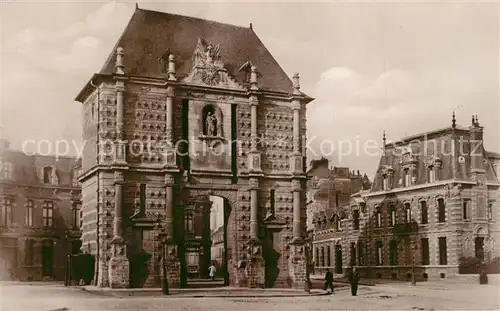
[75,8,313,289]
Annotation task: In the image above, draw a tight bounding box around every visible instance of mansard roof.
[98,7,296,94]
[0,148,80,187]
[371,122,499,193]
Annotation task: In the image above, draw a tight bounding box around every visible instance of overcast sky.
[1,1,499,178]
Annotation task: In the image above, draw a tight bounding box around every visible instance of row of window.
[372,200,442,228]
[0,198,81,229]
[315,237,447,267]
[354,199,493,231]
[317,198,494,232]
[381,166,439,190]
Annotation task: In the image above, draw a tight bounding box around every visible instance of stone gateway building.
[75,7,312,289]
[312,115,500,281]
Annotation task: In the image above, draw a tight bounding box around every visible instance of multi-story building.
[313,114,500,280]
[75,6,312,289]
[0,139,82,281]
[307,158,371,274]
[210,226,225,273]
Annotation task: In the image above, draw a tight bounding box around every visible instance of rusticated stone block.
[164,244,181,288]
[108,255,130,288]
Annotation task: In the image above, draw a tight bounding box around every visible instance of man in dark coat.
[348,267,360,296]
[324,269,334,293]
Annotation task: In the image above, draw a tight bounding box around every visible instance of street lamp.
[156,225,169,295]
[410,221,418,286]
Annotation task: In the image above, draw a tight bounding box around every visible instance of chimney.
[469,114,484,171]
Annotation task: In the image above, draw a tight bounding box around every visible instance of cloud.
[314,67,421,111]
[2,1,134,153]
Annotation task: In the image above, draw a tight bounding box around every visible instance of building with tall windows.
[312,114,500,280]
[307,157,371,273]
[0,139,82,281]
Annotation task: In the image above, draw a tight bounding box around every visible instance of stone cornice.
[75,73,312,103]
[78,164,183,182]
[0,180,80,192]
[360,179,476,198]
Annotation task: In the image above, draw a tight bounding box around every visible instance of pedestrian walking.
[208,263,217,281]
[348,267,360,296]
[324,268,334,294]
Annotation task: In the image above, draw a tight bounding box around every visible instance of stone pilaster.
[96,223,109,287]
[247,66,262,174]
[108,170,129,288]
[246,65,264,286]
[163,84,177,167]
[114,47,127,165]
[246,177,264,288]
[292,179,302,242]
[162,173,180,287]
[164,174,175,240]
[249,178,259,241]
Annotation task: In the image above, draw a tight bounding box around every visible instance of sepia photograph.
[1,1,499,310]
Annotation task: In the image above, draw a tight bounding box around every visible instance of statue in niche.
[205,112,218,136]
[253,155,260,169]
[202,104,220,137]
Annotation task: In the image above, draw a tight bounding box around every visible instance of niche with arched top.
[201,104,223,137]
[198,103,225,147]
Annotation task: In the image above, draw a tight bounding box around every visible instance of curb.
[77,286,333,298]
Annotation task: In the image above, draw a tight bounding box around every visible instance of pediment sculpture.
[183,37,244,90]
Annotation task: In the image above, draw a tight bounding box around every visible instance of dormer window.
[403,168,411,187]
[428,166,435,183]
[42,166,58,184]
[43,166,52,183]
[334,215,340,231]
[426,157,441,183]
[382,174,389,190]
[0,161,14,180]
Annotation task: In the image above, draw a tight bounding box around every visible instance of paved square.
[1,281,499,311]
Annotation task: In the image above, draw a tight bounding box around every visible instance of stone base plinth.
[246,243,265,288]
[288,243,307,289]
[108,255,130,288]
[246,255,265,288]
[164,244,181,288]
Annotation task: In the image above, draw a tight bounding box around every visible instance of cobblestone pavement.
[1,281,498,311]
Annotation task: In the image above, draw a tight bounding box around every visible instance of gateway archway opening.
[181,195,230,288]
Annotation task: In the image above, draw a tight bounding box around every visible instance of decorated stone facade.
[312,115,500,280]
[75,7,312,289]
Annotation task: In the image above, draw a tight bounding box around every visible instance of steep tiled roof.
[99,8,295,93]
